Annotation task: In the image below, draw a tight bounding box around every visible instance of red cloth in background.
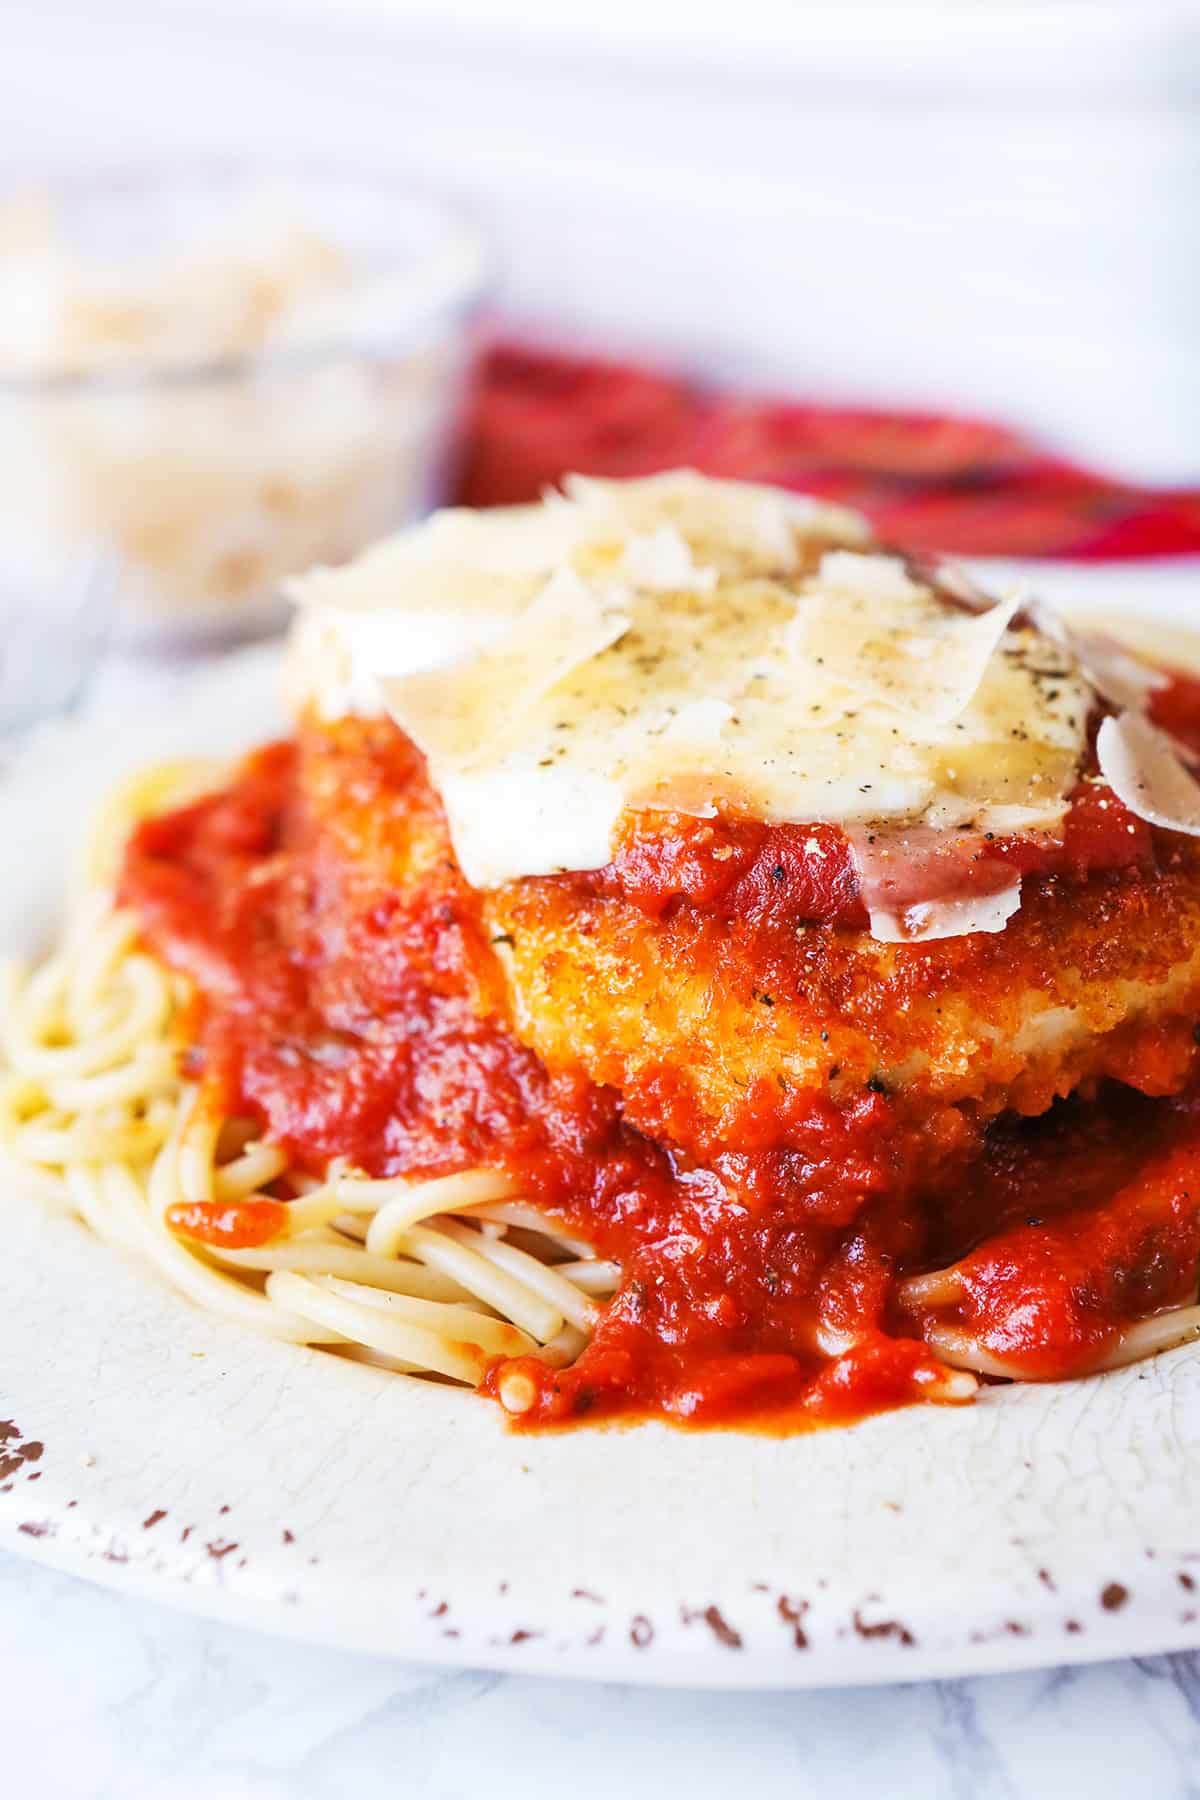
[456,343,1200,560]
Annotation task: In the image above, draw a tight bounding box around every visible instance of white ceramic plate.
[4,562,1200,1689]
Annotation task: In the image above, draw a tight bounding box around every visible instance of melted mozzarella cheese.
[285,472,1097,910]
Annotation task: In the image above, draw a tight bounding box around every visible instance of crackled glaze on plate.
[3,573,1200,1686]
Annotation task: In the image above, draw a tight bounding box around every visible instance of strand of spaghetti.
[139,1132,342,1341]
[1,834,615,1391]
[269,1171,463,1237]
[216,1180,600,1281]
[897,1266,964,1308]
[316,1273,528,1351]
[11,1107,174,1168]
[464,1200,595,1258]
[530,1323,589,1368]
[1092,1307,1200,1371]
[354,1170,521,1254]
[212,1142,290,1201]
[325,1211,368,1242]
[9,952,71,1057]
[930,1307,1200,1381]
[331,1345,424,1374]
[496,1366,539,1413]
[394,1222,565,1343]
[177,1100,222,1207]
[272,1184,369,1235]
[208,1236,479,1303]
[46,1045,179,1113]
[554,1258,621,1295]
[435,1217,600,1333]
[0,1071,55,1152]
[917,1364,978,1402]
[13,954,171,1080]
[4,1025,177,1141]
[922,1323,1028,1380]
[65,1164,140,1253]
[65,908,142,1036]
[265,1270,532,1381]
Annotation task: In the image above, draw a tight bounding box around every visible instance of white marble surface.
[4,1549,1200,1800]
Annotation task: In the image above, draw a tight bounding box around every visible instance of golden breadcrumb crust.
[301,718,1200,1163]
[486,855,1200,1159]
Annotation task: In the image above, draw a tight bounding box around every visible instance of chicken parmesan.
[7,471,1200,1430]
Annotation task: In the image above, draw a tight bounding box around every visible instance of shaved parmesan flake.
[434,763,622,886]
[913,555,996,614]
[1096,711,1200,838]
[845,824,1021,943]
[565,469,870,570]
[816,552,926,604]
[1026,599,1170,717]
[381,566,629,769]
[285,504,599,718]
[285,562,536,718]
[867,883,1024,945]
[299,500,590,585]
[792,555,1022,725]
[970,803,1066,837]
[621,525,717,593]
[847,824,1024,942]
[401,501,592,576]
[1070,630,1169,716]
[284,473,1102,938]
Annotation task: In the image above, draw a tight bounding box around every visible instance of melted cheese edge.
[285,471,1095,906]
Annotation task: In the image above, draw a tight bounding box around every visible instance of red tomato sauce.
[118,666,1200,1432]
[1151,667,1200,757]
[166,1197,288,1248]
[901,1085,1200,1378]
[598,779,1153,932]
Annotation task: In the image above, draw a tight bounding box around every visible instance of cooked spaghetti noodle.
[10,474,1200,1432]
[0,762,615,1404]
[6,754,1200,1422]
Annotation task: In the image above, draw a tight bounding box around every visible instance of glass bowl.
[0,162,489,646]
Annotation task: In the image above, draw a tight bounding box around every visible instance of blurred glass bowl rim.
[0,156,494,394]
[0,158,493,652]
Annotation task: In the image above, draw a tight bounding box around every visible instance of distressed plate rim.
[3,560,1200,1687]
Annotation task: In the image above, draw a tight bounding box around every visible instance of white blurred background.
[5,0,1199,483]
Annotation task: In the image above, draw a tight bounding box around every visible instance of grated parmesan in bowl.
[0,164,488,644]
